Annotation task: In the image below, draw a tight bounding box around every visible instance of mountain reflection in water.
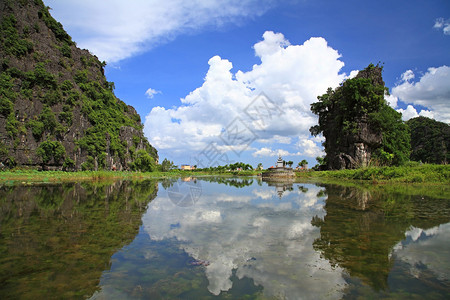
[1,178,449,299]
[0,180,158,299]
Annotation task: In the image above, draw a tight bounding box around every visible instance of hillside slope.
[0,0,158,170]
[407,116,449,164]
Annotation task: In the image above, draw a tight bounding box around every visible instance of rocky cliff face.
[326,116,382,170]
[311,65,394,169]
[0,0,157,170]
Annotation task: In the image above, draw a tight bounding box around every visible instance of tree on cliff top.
[310,64,410,169]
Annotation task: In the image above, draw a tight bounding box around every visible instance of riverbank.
[1,164,448,185]
[0,169,260,184]
[296,163,450,184]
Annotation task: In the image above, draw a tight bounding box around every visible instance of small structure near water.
[262,155,295,179]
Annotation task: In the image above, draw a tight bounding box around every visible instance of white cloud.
[434,18,450,35]
[397,105,419,120]
[392,66,450,123]
[252,147,299,158]
[396,105,435,121]
[145,32,347,159]
[385,94,398,108]
[347,70,359,79]
[401,69,415,82]
[45,0,277,63]
[259,135,292,144]
[252,147,276,157]
[145,88,161,99]
[418,109,435,119]
[297,138,324,158]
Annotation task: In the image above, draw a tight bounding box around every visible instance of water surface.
[0,178,449,299]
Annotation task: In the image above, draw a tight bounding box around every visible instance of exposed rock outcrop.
[310,64,409,169]
[0,0,158,170]
[327,116,382,169]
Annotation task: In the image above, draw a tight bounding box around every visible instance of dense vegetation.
[406,116,449,164]
[0,0,157,170]
[297,162,450,184]
[310,64,410,169]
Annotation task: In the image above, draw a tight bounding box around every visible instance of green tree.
[298,159,308,168]
[287,160,293,168]
[130,150,156,172]
[161,158,175,172]
[310,64,410,168]
[36,140,66,168]
[406,116,449,164]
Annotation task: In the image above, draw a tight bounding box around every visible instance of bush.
[81,156,95,171]
[0,97,13,117]
[1,14,34,57]
[36,140,66,165]
[130,150,156,172]
[62,157,75,171]
[27,119,45,139]
[6,114,18,138]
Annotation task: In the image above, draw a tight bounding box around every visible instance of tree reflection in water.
[312,184,450,295]
[0,180,158,299]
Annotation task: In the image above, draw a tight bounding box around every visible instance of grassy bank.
[296,163,450,184]
[0,169,261,184]
[0,170,181,184]
[2,164,448,184]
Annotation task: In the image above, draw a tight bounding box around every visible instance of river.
[0,177,449,299]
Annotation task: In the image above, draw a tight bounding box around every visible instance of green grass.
[0,168,262,184]
[296,163,450,184]
[2,164,448,185]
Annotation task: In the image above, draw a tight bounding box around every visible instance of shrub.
[36,140,66,165]
[1,15,34,57]
[62,157,75,171]
[27,119,45,139]
[130,150,156,172]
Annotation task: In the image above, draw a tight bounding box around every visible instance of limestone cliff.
[0,0,158,170]
[311,64,410,169]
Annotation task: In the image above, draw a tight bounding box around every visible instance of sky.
[45,0,450,168]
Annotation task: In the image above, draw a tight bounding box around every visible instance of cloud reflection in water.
[143,180,347,298]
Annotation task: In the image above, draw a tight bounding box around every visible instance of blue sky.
[45,0,450,168]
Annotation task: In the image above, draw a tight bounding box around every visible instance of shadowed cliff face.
[325,67,384,170]
[0,0,157,170]
[326,117,383,169]
[311,64,410,169]
[0,180,158,298]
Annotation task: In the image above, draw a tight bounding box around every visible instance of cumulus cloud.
[385,94,399,108]
[392,66,450,122]
[401,69,415,81]
[45,0,277,63]
[145,87,161,99]
[396,105,435,121]
[252,147,299,158]
[145,32,348,162]
[396,105,419,120]
[252,147,277,157]
[297,138,325,157]
[434,18,450,35]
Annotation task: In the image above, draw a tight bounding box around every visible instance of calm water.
[0,178,449,299]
